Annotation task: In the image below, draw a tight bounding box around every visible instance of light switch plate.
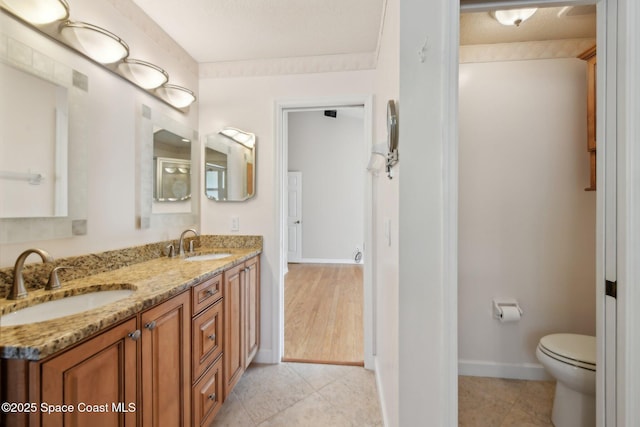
[231,216,240,232]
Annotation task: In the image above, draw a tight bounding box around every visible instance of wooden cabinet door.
[244,256,260,367]
[223,263,244,397]
[40,317,138,427]
[140,291,191,427]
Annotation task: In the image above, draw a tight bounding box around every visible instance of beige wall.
[458,58,596,378]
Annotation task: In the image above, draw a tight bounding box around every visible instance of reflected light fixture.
[60,21,129,64]
[0,0,69,24]
[118,59,169,89]
[491,8,538,27]
[220,128,255,148]
[156,84,196,109]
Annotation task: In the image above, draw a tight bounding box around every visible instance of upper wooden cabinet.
[579,46,597,191]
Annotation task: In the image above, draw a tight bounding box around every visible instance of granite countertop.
[0,243,261,361]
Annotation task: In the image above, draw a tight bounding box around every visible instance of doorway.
[275,96,375,369]
[283,107,367,365]
[457,1,613,425]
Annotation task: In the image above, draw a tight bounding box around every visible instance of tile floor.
[211,362,383,426]
[458,376,556,427]
[210,363,556,427]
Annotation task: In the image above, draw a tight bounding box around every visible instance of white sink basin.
[185,253,232,262]
[0,289,135,327]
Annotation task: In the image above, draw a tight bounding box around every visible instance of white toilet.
[536,333,596,427]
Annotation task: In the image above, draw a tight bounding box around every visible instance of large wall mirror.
[137,105,198,228]
[204,128,256,202]
[0,21,88,243]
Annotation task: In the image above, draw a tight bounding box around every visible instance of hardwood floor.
[284,263,363,365]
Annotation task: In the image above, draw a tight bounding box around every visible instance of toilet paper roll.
[499,306,521,322]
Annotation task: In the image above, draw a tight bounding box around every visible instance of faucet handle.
[46,266,73,291]
[165,243,176,258]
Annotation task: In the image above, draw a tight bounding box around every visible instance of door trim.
[274,95,375,369]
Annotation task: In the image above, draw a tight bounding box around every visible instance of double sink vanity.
[0,234,262,427]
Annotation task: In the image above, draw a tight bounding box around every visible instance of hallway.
[284,263,363,365]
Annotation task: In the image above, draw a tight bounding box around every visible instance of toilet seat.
[539,333,596,371]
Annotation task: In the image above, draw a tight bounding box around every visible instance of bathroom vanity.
[0,236,261,427]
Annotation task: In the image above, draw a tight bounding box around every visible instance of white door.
[287,171,302,263]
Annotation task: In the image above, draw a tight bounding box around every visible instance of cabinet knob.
[208,333,216,341]
[208,393,216,401]
[205,289,214,297]
[145,320,156,330]
[128,330,141,341]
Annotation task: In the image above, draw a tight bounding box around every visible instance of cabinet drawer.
[192,356,224,427]
[192,299,223,381]
[192,274,222,315]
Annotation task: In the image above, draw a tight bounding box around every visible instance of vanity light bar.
[118,58,169,90]
[0,0,69,25]
[60,21,129,64]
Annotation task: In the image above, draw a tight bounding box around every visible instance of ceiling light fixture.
[155,84,196,109]
[491,8,538,27]
[60,21,129,64]
[0,0,69,24]
[118,59,169,89]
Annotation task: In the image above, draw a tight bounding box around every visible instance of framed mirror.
[0,22,88,243]
[137,105,198,228]
[204,128,256,202]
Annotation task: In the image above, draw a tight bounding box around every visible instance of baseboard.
[374,357,391,427]
[298,258,362,265]
[254,348,276,364]
[458,359,552,381]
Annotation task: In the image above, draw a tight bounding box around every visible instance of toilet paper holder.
[493,299,523,320]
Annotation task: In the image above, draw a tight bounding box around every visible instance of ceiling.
[461,5,596,45]
[128,2,595,66]
[131,0,385,64]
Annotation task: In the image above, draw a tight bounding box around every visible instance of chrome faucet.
[178,228,199,256]
[8,248,54,300]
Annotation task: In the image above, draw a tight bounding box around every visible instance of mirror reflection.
[153,129,191,202]
[204,128,255,202]
[0,61,68,218]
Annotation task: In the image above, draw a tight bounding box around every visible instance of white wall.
[198,70,375,363]
[399,0,458,424]
[0,3,198,267]
[458,58,597,378]
[371,0,399,424]
[288,109,365,262]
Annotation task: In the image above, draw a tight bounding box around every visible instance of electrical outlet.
[231,216,240,232]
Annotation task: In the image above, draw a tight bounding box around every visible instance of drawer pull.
[144,320,156,330]
[128,330,141,341]
[205,289,215,297]
[208,393,216,401]
[208,333,216,341]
